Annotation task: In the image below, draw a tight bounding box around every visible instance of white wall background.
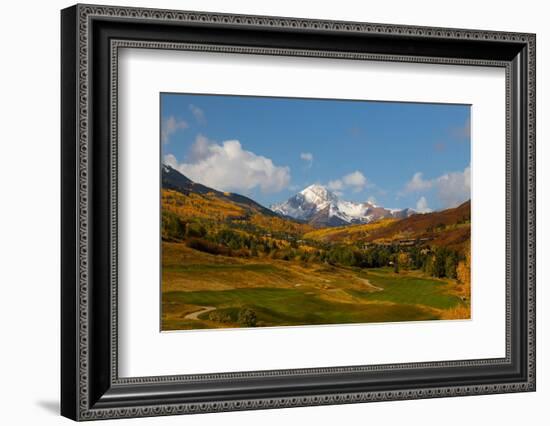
[0,0,546,424]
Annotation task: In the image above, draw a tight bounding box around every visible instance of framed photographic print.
[61,4,536,421]
[160,94,472,331]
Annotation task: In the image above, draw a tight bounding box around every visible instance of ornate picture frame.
[61,4,535,421]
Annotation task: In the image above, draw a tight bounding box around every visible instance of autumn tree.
[393,256,399,274]
[457,244,471,292]
[398,252,410,270]
[445,251,459,279]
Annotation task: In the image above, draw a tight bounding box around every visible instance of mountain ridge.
[271,183,415,228]
[304,199,471,253]
[163,165,445,230]
[162,164,277,217]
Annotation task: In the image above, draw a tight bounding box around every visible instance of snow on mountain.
[300,184,338,206]
[271,184,415,227]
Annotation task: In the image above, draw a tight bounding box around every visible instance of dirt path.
[357,277,383,292]
[184,306,216,320]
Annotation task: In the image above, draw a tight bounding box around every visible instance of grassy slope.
[162,243,467,330]
[303,218,397,243]
[351,268,464,309]
[160,185,471,331]
[162,188,313,236]
[304,201,471,252]
[164,288,440,330]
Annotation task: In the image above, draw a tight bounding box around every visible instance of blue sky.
[161,93,470,212]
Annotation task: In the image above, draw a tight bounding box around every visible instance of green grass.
[162,287,437,330]
[161,256,468,330]
[349,268,463,310]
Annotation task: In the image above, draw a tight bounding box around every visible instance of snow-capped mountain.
[271,184,415,227]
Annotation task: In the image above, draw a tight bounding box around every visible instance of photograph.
[160,94,472,331]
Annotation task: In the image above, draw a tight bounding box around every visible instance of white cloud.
[405,172,433,192]
[300,152,313,167]
[343,171,367,189]
[161,116,188,144]
[436,166,471,208]
[163,153,178,169]
[327,179,344,191]
[164,136,290,194]
[367,196,377,205]
[416,196,432,213]
[187,134,211,162]
[403,166,471,208]
[328,170,368,193]
[189,104,206,125]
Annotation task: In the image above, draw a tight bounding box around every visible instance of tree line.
[162,213,464,280]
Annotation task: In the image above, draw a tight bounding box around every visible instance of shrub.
[186,222,207,238]
[238,308,257,327]
[208,311,233,323]
[161,211,186,241]
[186,238,231,256]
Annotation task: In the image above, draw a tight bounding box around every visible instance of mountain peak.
[300,184,338,205]
[301,183,328,193]
[271,185,415,227]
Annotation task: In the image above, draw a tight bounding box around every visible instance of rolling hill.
[305,201,470,252]
[163,164,277,217]
[161,165,313,239]
[160,166,471,330]
[162,164,470,251]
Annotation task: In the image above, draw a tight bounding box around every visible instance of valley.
[161,165,471,331]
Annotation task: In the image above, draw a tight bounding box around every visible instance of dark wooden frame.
[61,4,536,421]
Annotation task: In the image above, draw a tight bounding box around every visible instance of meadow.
[161,242,469,331]
[160,173,471,331]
